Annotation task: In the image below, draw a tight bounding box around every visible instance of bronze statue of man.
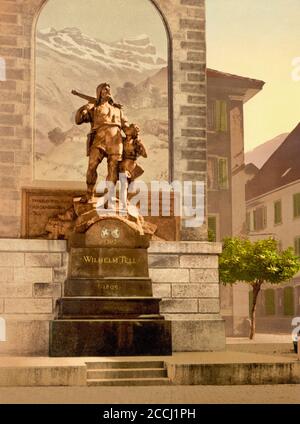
[74,83,129,202]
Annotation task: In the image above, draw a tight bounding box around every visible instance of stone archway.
[0,0,207,241]
[34,0,173,185]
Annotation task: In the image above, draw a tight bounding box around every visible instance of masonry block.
[189,268,219,283]
[172,283,219,298]
[0,252,24,266]
[160,298,198,313]
[180,254,218,268]
[25,253,62,267]
[0,283,32,298]
[198,298,220,313]
[148,254,179,268]
[0,267,13,282]
[0,320,49,355]
[149,268,189,283]
[4,298,53,314]
[33,283,62,298]
[171,319,226,352]
[14,267,53,283]
[152,283,171,298]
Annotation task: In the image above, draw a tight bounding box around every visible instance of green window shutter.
[207,157,219,190]
[274,201,282,224]
[220,100,228,132]
[265,289,275,315]
[293,193,300,218]
[283,287,294,316]
[208,101,216,130]
[246,212,251,232]
[263,206,267,229]
[294,237,300,256]
[253,210,257,231]
[208,216,217,242]
[218,158,229,189]
[215,100,227,132]
[215,100,221,131]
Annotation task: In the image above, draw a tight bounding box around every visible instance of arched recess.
[32,0,173,184]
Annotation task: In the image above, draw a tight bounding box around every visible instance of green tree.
[219,237,300,339]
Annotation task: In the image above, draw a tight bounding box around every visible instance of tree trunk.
[249,281,262,340]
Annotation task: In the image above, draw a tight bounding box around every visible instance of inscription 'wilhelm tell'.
[82,255,137,265]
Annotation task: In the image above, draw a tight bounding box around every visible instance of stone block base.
[49,320,172,356]
[171,319,226,352]
[0,320,49,356]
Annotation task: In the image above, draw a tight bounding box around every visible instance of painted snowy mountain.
[37,27,165,73]
[34,27,168,182]
[35,27,166,141]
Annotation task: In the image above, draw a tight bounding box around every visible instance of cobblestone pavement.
[0,384,299,404]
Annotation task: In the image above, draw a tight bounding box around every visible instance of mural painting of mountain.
[34,27,168,182]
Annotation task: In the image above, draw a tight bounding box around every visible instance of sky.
[206,0,300,151]
[38,0,168,58]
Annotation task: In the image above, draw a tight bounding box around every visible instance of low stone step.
[87,377,171,386]
[87,368,167,379]
[56,297,160,319]
[64,278,153,297]
[86,361,165,369]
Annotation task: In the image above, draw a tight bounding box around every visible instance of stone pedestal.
[49,216,172,356]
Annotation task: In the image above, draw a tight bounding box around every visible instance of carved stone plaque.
[21,188,83,238]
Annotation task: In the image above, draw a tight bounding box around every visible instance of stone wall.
[149,241,225,351]
[0,239,225,354]
[0,239,68,355]
[0,0,225,355]
[0,0,207,241]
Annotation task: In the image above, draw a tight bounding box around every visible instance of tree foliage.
[219,237,300,286]
[219,237,300,339]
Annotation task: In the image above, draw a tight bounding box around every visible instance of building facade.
[246,123,300,333]
[206,69,264,335]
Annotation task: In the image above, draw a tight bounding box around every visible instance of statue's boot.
[80,185,95,203]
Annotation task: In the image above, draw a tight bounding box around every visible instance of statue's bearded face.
[100,84,111,101]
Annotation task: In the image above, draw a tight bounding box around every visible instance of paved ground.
[226,334,297,359]
[0,350,297,366]
[227,334,292,344]
[0,384,299,404]
[0,334,298,404]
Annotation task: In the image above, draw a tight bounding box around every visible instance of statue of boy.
[119,124,147,183]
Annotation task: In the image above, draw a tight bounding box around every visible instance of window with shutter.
[215,100,228,132]
[246,212,251,232]
[274,200,282,225]
[265,289,275,315]
[263,206,267,228]
[294,237,300,256]
[218,157,229,189]
[283,287,294,316]
[207,157,218,190]
[207,101,216,131]
[253,206,267,230]
[293,193,300,218]
[208,216,217,242]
